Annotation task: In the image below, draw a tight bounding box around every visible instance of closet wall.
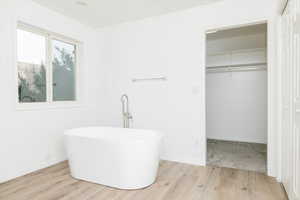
[206,26,268,144]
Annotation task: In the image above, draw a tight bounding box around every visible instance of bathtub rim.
[64,126,164,142]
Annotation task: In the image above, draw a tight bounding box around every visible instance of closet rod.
[206,63,267,73]
[207,62,266,69]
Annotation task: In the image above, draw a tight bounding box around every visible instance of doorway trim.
[203,19,278,178]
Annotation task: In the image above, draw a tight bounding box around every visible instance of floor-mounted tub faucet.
[121,94,133,128]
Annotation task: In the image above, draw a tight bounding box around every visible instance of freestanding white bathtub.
[64,127,163,190]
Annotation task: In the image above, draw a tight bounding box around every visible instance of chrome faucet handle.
[124,112,133,119]
[127,113,133,119]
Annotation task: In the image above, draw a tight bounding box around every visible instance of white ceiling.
[32,0,221,28]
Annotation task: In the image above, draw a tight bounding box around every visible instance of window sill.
[15,101,83,111]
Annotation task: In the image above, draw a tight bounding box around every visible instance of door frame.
[203,19,278,178]
[280,7,300,198]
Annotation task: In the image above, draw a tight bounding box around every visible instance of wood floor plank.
[0,160,288,200]
[0,168,70,199]
[0,162,68,194]
[202,167,253,200]
[87,187,120,200]
[160,165,200,200]
[6,175,77,200]
[176,166,214,200]
[70,184,106,200]
[248,171,287,200]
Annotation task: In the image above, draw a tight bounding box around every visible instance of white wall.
[206,71,267,144]
[96,0,281,176]
[206,33,268,144]
[0,0,106,183]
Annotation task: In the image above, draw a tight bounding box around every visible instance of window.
[17,23,79,106]
[52,40,76,101]
[17,29,47,102]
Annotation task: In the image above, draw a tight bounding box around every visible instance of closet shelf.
[206,62,267,73]
[207,48,266,57]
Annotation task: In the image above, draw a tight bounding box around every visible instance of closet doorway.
[205,23,268,173]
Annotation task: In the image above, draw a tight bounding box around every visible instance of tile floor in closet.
[207,139,267,173]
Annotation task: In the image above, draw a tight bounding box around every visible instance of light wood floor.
[0,161,287,200]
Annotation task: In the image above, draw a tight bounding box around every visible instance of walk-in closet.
[205,23,268,173]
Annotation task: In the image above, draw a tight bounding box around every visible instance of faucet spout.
[121,94,133,128]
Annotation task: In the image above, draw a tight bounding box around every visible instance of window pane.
[52,40,76,101]
[17,29,47,103]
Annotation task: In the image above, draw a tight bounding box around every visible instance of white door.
[281,0,300,199]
